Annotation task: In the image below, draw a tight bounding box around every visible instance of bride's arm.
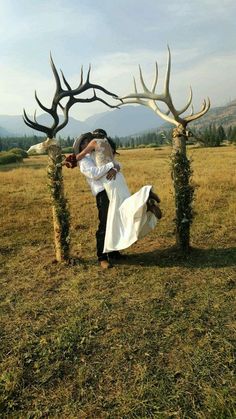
[75,139,97,161]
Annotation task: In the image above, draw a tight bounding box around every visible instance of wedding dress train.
[92,138,157,253]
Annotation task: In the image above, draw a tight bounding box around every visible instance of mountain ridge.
[0,100,235,138]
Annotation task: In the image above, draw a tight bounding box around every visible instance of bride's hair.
[92,128,119,155]
[92,128,107,138]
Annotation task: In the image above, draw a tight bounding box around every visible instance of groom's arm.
[79,157,115,180]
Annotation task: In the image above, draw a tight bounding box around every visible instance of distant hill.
[0,100,235,138]
[0,114,90,138]
[132,99,236,137]
[0,125,11,136]
[0,106,165,138]
[87,106,164,136]
[190,99,236,130]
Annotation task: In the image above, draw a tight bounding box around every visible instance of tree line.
[120,124,236,148]
[0,124,236,152]
[193,124,236,147]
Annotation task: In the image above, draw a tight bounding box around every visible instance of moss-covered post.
[119,47,210,254]
[23,54,118,263]
[171,125,194,252]
[47,144,70,262]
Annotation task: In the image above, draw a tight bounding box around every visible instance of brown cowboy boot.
[99,260,113,269]
[147,200,162,219]
[149,190,161,203]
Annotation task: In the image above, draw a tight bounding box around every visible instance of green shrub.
[145,143,159,148]
[9,148,28,158]
[0,152,23,165]
[136,144,146,149]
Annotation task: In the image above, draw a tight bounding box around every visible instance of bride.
[75,128,162,253]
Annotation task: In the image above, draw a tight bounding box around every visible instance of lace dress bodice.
[94,138,114,167]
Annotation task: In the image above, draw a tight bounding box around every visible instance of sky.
[0,0,236,121]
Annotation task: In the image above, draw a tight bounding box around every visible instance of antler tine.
[118,46,210,127]
[185,97,210,123]
[55,102,70,134]
[50,52,63,94]
[120,75,148,106]
[151,62,158,93]
[86,83,119,98]
[23,109,51,135]
[164,45,171,97]
[139,65,150,93]
[24,54,120,138]
[23,108,37,126]
[60,70,72,90]
[176,86,193,116]
[94,95,120,109]
[118,66,164,102]
[22,112,35,129]
[133,76,138,93]
[148,101,179,127]
[35,90,51,113]
[54,93,119,135]
[79,65,83,87]
[86,64,91,83]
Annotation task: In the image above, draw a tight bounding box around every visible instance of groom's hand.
[106,168,117,180]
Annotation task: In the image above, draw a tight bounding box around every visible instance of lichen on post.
[171,125,194,252]
[47,144,70,262]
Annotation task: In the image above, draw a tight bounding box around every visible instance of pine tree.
[216,125,226,146]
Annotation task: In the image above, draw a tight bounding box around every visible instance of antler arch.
[22,55,120,263]
[119,46,210,127]
[23,54,119,138]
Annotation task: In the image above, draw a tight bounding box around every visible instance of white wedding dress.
[93,138,157,252]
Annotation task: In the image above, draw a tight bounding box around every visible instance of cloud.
[0,0,236,123]
[1,45,235,122]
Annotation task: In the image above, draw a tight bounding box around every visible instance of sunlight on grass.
[0,146,235,418]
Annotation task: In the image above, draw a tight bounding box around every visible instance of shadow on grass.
[124,246,236,268]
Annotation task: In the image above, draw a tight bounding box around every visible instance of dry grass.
[0,146,235,418]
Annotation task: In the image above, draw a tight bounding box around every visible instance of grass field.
[0,146,235,418]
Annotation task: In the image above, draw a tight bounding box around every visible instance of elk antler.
[23,54,119,138]
[119,46,210,127]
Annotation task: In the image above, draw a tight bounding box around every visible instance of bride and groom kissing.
[68,128,162,270]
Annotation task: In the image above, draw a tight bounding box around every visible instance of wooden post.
[171,125,194,253]
[47,144,70,262]
[118,47,210,254]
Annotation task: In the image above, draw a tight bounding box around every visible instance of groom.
[73,130,122,269]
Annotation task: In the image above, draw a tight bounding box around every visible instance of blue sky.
[0,0,236,121]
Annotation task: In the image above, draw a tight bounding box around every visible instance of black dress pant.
[96,190,109,261]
